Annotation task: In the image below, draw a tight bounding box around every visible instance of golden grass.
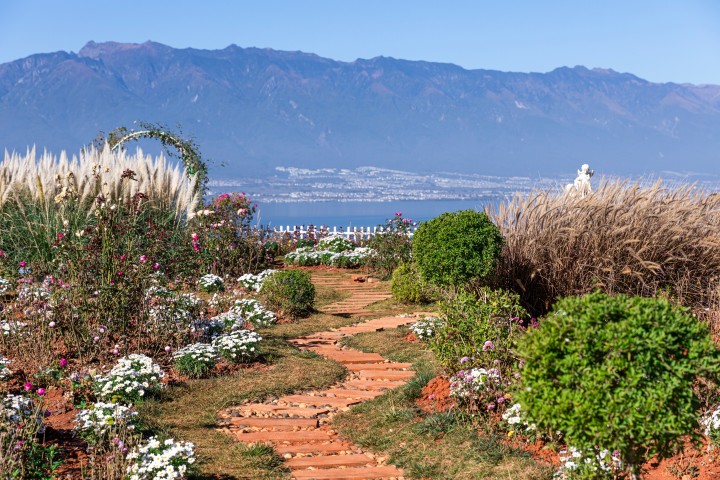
[489,179,720,317]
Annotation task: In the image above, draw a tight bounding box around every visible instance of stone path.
[218,270,429,480]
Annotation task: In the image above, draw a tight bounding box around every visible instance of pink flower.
[49,321,56,328]
[19,261,26,268]
[482,341,495,351]
[191,232,199,241]
[395,211,402,216]
[164,346,172,353]
[59,358,68,368]
[152,263,160,270]
[112,349,119,355]
[487,403,495,410]
[23,382,33,391]
[93,336,100,343]
[139,255,147,263]
[36,388,45,396]
[57,233,64,240]
[497,396,505,404]
[119,255,126,262]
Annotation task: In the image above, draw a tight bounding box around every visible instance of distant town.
[207,166,720,203]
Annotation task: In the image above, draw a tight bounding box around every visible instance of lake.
[253,199,502,228]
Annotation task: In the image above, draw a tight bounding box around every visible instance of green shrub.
[515,292,720,478]
[412,210,503,288]
[261,269,315,318]
[366,212,414,279]
[390,262,434,304]
[431,288,526,372]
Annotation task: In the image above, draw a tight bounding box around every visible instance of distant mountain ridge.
[1,40,719,177]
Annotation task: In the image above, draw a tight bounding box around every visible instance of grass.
[334,329,553,480]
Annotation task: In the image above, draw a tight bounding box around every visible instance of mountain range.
[1,40,719,178]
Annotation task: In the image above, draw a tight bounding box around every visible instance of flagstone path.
[218,270,430,479]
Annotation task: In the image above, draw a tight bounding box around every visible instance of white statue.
[565,164,594,198]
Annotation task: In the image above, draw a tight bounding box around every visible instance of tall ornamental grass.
[490,179,720,318]
[0,146,200,272]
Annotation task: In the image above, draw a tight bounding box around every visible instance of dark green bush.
[515,292,720,477]
[390,262,434,304]
[260,269,315,318]
[431,288,526,372]
[412,210,503,288]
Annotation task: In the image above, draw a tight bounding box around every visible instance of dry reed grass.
[489,179,720,319]
[0,145,199,221]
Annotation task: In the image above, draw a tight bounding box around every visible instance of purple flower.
[487,403,496,410]
[459,356,470,364]
[497,396,505,404]
[59,358,68,368]
[482,341,495,351]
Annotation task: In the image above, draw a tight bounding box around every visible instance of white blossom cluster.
[197,274,224,292]
[409,316,444,341]
[146,289,201,328]
[0,355,12,380]
[284,246,375,268]
[318,236,356,252]
[237,269,277,292]
[0,320,27,336]
[0,394,44,434]
[172,343,217,365]
[212,330,262,363]
[0,277,11,295]
[449,367,501,398]
[211,311,247,331]
[74,401,138,445]
[555,446,622,479]
[190,317,226,340]
[17,283,51,301]
[126,436,195,480]
[501,403,536,432]
[230,299,276,328]
[701,405,720,444]
[94,354,164,404]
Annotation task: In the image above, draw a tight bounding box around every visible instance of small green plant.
[260,269,315,319]
[431,288,526,372]
[412,209,503,288]
[515,292,720,479]
[366,212,415,279]
[390,261,434,304]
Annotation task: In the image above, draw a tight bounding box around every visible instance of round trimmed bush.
[260,269,315,318]
[390,262,434,304]
[515,292,720,477]
[412,210,503,288]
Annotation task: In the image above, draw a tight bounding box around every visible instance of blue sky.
[1,1,719,84]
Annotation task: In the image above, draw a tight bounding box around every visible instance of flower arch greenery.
[93,122,208,197]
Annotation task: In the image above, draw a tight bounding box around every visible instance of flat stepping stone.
[235,430,334,443]
[344,363,412,371]
[358,370,415,380]
[286,453,376,469]
[276,442,356,455]
[280,395,363,408]
[343,380,407,391]
[290,465,405,479]
[323,388,384,399]
[320,352,385,364]
[227,417,319,429]
[237,405,329,417]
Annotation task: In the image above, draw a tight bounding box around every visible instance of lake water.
[253,199,501,228]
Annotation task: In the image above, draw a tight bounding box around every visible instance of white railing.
[266,225,416,242]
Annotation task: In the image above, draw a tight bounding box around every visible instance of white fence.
[266,225,417,242]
